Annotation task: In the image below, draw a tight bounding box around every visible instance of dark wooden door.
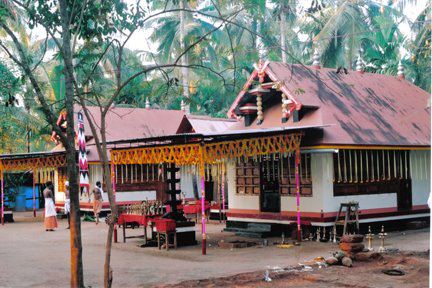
[397,179,412,211]
[205,180,214,202]
[260,156,280,213]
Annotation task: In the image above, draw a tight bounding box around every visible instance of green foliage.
[0,61,19,99]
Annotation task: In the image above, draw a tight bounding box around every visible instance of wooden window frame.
[333,149,411,196]
[280,153,313,197]
[235,158,260,195]
[234,154,313,197]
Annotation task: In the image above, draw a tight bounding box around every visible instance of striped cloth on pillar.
[78,112,90,194]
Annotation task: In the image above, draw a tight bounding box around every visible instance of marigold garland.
[111,133,302,166]
[0,154,67,172]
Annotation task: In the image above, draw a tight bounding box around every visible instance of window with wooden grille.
[333,149,411,196]
[236,158,260,195]
[115,164,164,191]
[279,153,312,196]
[235,154,313,196]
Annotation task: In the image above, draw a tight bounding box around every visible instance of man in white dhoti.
[43,181,57,231]
[64,181,70,229]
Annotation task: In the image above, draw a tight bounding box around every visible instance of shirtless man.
[93,181,103,225]
[64,181,70,229]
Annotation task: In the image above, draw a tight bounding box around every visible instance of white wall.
[89,164,103,188]
[281,153,327,213]
[180,166,222,201]
[227,155,328,212]
[410,150,431,206]
[322,152,399,212]
[115,191,156,202]
[180,166,200,199]
[226,150,431,217]
[85,164,107,202]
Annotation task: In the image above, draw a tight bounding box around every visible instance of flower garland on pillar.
[295,147,302,241]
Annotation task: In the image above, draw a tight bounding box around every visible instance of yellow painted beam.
[302,145,431,151]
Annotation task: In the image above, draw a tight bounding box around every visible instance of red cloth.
[210,203,223,210]
[183,201,210,215]
[148,215,163,225]
[154,218,176,232]
[165,204,184,213]
[117,214,148,226]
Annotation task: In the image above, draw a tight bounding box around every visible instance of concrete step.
[247,223,272,232]
[235,231,267,238]
[223,227,240,233]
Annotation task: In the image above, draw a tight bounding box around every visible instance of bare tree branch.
[0,22,68,146]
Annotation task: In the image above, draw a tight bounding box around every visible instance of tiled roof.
[229,62,430,146]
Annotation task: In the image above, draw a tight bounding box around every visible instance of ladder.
[334,202,359,236]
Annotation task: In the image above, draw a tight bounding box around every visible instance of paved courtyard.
[0,212,429,287]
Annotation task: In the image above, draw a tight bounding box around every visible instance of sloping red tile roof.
[75,105,185,142]
[229,62,430,146]
[177,114,237,134]
[71,106,185,162]
[75,106,237,162]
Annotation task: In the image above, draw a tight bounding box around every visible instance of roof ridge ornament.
[397,60,405,80]
[356,55,365,74]
[312,49,321,69]
[253,59,270,83]
[180,100,186,112]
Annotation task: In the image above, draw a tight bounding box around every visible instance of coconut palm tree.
[405,2,430,91]
[360,3,405,74]
[305,0,370,68]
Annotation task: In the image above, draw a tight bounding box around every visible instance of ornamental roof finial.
[180,99,186,112]
[258,58,265,70]
[397,60,405,80]
[312,49,321,69]
[356,55,365,73]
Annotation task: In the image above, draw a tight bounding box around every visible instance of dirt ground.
[0,211,429,288]
[159,252,429,288]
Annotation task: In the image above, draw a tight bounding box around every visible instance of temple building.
[55,105,235,211]
[0,104,235,216]
[1,58,430,243]
[223,59,430,231]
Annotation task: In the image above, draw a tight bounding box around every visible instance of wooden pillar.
[199,142,207,255]
[111,161,118,243]
[33,171,36,217]
[111,162,117,205]
[294,147,301,241]
[200,162,206,255]
[221,163,226,222]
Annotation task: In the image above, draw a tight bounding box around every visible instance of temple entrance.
[260,155,280,213]
[397,179,412,211]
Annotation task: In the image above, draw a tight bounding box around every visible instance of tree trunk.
[59,0,85,286]
[100,116,118,288]
[79,103,118,287]
[179,0,190,113]
[280,10,287,63]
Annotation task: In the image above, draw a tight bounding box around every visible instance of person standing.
[93,181,103,225]
[43,181,57,231]
[64,181,70,229]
